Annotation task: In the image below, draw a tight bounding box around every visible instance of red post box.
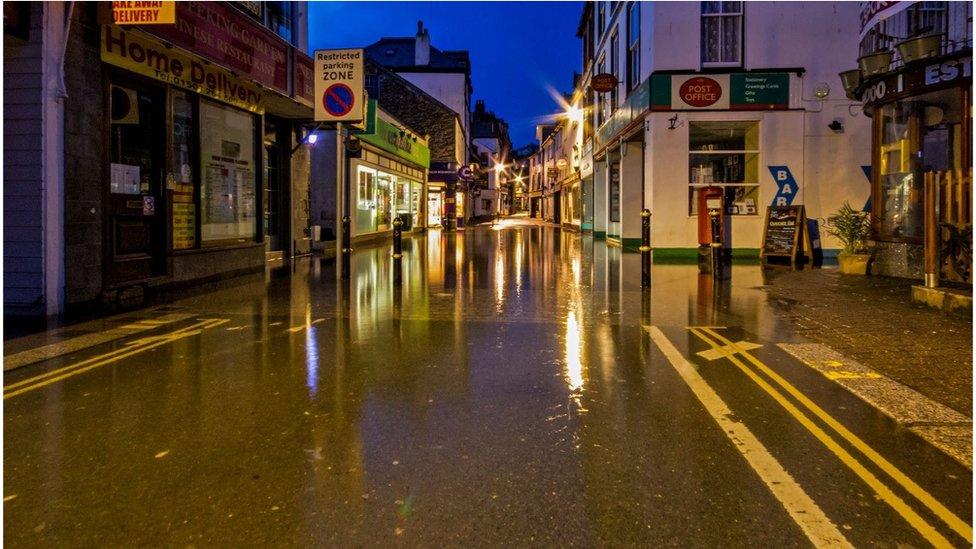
[697,186,724,246]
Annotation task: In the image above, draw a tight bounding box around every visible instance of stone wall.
[871,241,924,279]
[63,3,105,309]
[367,63,460,164]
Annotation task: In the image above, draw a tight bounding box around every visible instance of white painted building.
[580,1,872,254]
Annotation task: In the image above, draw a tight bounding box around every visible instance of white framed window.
[688,121,760,216]
[595,55,606,127]
[609,29,619,114]
[626,2,640,91]
[701,2,742,67]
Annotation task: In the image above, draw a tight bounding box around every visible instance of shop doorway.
[553,191,562,224]
[428,191,443,227]
[263,118,290,254]
[106,79,166,286]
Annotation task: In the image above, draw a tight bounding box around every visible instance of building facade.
[472,100,513,219]
[850,1,972,281]
[365,21,472,229]
[4,1,313,319]
[310,101,430,246]
[579,1,872,252]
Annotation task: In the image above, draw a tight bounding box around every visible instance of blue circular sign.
[323,83,355,117]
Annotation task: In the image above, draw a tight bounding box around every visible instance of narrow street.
[4,220,971,547]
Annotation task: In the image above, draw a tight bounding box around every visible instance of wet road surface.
[4,219,972,547]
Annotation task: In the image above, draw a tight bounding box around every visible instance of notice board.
[762,205,806,263]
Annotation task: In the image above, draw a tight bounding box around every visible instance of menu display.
[762,205,806,263]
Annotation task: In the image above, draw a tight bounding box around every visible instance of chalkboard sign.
[762,205,806,263]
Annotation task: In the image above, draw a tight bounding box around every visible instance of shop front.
[68,2,315,309]
[857,51,972,281]
[350,101,430,242]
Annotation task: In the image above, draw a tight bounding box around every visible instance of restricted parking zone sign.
[314,49,364,123]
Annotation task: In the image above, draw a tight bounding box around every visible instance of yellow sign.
[101,26,264,113]
[112,1,175,25]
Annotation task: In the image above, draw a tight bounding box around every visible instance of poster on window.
[199,101,256,242]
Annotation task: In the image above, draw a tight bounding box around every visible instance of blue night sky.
[308,1,583,147]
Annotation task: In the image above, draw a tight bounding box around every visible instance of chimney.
[415,21,430,66]
[475,100,485,115]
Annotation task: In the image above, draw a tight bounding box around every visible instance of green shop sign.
[651,72,790,111]
[354,100,431,168]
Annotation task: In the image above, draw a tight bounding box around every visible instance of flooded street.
[4,220,971,547]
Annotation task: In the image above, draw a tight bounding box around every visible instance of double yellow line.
[4,318,228,399]
[689,327,971,548]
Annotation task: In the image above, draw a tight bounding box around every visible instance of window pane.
[701,17,720,63]
[689,121,759,151]
[171,91,196,249]
[721,1,742,14]
[702,1,721,14]
[722,15,740,62]
[689,153,758,184]
[689,185,759,216]
[629,2,640,46]
[200,100,257,243]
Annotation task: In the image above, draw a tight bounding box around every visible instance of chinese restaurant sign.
[113,1,174,24]
[140,1,289,94]
[651,73,790,111]
[101,26,265,112]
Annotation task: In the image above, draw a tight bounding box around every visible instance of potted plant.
[824,202,873,275]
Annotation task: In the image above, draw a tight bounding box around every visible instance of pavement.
[759,268,973,416]
[3,218,972,547]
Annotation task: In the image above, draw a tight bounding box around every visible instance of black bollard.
[392,216,403,260]
[341,215,352,280]
[709,209,722,278]
[639,209,651,288]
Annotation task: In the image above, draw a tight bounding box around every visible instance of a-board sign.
[314,49,364,123]
[761,205,806,263]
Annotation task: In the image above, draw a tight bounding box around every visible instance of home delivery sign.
[651,73,790,111]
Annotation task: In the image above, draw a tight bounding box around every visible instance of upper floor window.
[626,2,640,91]
[266,1,293,43]
[597,2,607,39]
[701,2,742,67]
[609,30,619,114]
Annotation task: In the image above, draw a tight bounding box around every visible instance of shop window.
[877,102,924,240]
[171,91,196,249]
[375,172,394,230]
[609,163,620,222]
[701,2,742,67]
[688,121,760,216]
[199,100,258,243]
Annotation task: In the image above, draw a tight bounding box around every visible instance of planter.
[838,69,862,100]
[858,51,893,77]
[838,252,871,275]
[896,34,943,64]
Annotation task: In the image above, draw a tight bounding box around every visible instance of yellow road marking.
[647,326,853,548]
[4,319,228,399]
[693,328,965,547]
[701,328,972,543]
[4,320,219,391]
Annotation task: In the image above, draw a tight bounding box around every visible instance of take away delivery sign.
[314,49,365,123]
[112,1,175,24]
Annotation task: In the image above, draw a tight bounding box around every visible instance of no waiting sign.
[314,49,364,123]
